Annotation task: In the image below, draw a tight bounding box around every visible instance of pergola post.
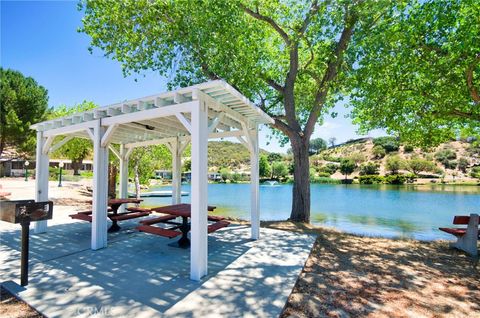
[119,144,129,199]
[190,99,209,281]
[34,130,49,233]
[91,121,109,250]
[250,125,260,240]
[171,138,182,205]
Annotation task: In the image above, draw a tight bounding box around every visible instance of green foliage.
[349,153,366,165]
[259,154,271,178]
[350,0,480,146]
[358,175,384,184]
[384,174,415,185]
[435,148,458,168]
[0,68,49,155]
[403,144,414,153]
[271,161,288,179]
[50,101,97,174]
[339,158,356,179]
[309,138,327,155]
[385,155,404,174]
[372,145,386,159]
[359,162,379,176]
[267,153,283,163]
[471,167,480,180]
[405,157,437,175]
[310,176,342,184]
[219,167,232,182]
[319,163,338,175]
[129,145,171,185]
[207,141,266,168]
[457,158,469,173]
[373,137,399,153]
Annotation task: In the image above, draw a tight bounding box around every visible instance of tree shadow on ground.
[268,221,480,318]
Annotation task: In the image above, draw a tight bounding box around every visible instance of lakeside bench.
[439,213,479,256]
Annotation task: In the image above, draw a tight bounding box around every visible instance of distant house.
[0,150,93,177]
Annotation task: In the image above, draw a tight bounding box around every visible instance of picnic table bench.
[136,204,230,248]
[439,213,479,256]
[69,199,150,232]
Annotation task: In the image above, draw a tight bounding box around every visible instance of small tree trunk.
[289,136,311,223]
[71,159,83,175]
[108,163,117,199]
[134,162,141,200]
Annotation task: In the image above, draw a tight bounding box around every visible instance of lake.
[140,183,480,241]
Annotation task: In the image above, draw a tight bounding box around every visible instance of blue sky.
[1,0,385,153]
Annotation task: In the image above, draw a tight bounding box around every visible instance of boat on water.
[128,190,189,198]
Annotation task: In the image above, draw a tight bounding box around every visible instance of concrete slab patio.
[0,210,315,318]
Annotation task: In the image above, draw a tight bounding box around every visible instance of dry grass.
[263,221,480,318]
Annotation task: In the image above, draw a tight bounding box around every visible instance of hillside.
[310,138,480,183]
[207,141,268,170]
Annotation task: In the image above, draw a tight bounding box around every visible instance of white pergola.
[31,80,273,280]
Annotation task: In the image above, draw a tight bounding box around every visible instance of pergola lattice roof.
[31,80,273,147]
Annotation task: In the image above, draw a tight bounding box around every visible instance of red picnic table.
[70,198,146,232]
[136,203,230,248]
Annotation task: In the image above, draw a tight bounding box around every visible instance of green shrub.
[384,174,407,184]
[358,175,384,184]
[403,144,414,152]
[359,162,380,175]
[470,166,480,180]
[373,137,400,152]
[319,163,338,175]
[372,145,386,159]
[339,158,356,179]
[457,158,469,173]
[317,172,331,178]
[311,176,342,184]
[434,148,457,162]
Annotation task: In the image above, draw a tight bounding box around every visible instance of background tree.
[328,137,337,148]
[271,161,288,180]
[457,158,469,173]
[349,0,480,146]
[405,157,437,176]
[259,154,272,178]
[128,145,171,198]
[309,138,327,155]
[81,0,395,223]
[0,68,49,156]
[372,145,386,159]
[359,162,379,175]
[339,158,355,180]
[385,155,404,174]
[50,102,96,175]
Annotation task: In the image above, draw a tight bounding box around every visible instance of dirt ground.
[0,287,43,318]
[263,222,480,318]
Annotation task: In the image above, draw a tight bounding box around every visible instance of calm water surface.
[141,183,480,240]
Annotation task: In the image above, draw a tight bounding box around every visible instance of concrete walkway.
[0,210,314,318]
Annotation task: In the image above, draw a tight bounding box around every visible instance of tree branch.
[259,73,285,94]
[466,54,480,105]
[304,8,357,138]
[240,4,291,45]
[297,0,319,37]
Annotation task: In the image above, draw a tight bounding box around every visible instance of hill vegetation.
[206,137,480,185]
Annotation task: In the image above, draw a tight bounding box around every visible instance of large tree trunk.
[289,135,311,223]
